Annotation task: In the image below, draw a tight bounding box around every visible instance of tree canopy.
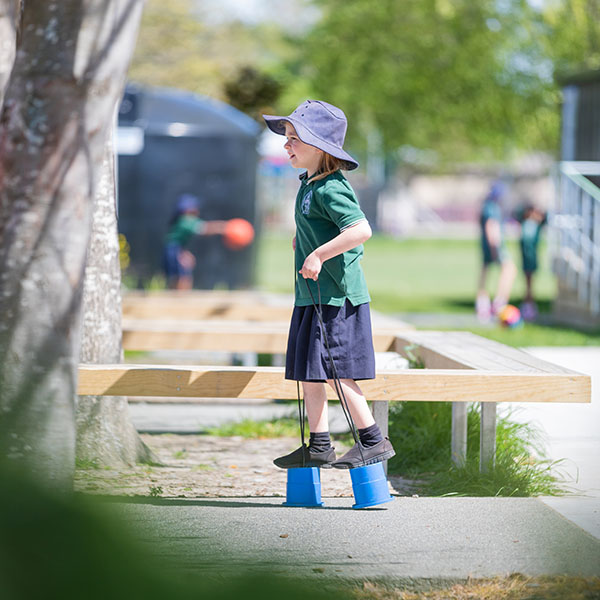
[128,0,600,165]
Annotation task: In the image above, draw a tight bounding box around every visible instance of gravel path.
[75,434,416,498]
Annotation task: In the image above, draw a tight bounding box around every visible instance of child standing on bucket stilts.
[262,100,395,469]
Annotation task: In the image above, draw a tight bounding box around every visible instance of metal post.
[451,402,468,467]
[479,402,497,473]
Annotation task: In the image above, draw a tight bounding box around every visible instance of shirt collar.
[299,171,320,184]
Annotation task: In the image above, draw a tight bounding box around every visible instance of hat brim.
[262,114,359,170]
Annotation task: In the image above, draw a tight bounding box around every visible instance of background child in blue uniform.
[476,182,517,322]
[514,203,547,321]
[163,194,227,290]
[263,100,395,469]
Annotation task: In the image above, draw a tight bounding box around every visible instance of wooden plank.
[123,298,294,322]
[395,331,579,374]
[123,292,414,330]
[121,319,401,353]
[77,365,591,403]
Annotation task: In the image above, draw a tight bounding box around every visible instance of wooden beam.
[394,331,580,374]
[121,320,402,353]
[78,364,591,403]
[123,298,293,322]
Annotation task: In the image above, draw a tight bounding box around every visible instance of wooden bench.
[121,319,413,353]
[122,290,295,322]
[121,291,414,353]
[79,329,591,473]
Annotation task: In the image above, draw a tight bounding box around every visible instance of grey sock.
[309,431,331,452]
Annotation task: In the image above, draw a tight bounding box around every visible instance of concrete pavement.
[122,345,600,579]
[514,347,600,540]
[107,495,600,581]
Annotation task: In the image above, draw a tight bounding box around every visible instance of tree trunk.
[0,0,144,493]
[77,137,155,467]
[0,0,19,106]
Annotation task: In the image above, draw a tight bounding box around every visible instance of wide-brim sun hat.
[262,100,359,170]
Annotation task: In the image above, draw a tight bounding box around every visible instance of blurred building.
[551,69,600,328]
[116,84,261,289]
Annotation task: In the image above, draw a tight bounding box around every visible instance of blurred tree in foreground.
[0,0,143,491]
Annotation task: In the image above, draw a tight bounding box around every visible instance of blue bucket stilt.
[350,462,393,509]
[283,467,324,507]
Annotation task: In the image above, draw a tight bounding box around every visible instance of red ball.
[224,218,254,250]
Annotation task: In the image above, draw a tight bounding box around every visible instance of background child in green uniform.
[163,194,227,290]
[515,203,547,321]
[263,100,395,469]
[476,182,517,322]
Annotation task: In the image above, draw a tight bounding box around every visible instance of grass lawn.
[256,232,600,346]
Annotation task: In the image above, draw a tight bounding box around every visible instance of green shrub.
[387,402,568,497]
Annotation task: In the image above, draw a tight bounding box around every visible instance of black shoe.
[273,444,336,469]
[331,437,395,469]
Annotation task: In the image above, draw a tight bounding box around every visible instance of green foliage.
[127,0,600,163]
[148,485,163,497]
[281,0,600,163]
[298,0,556,161]
[224,65,282,120]
[537,0,600,76]
[207,417,301,438]
[75,457,100,470]
[387,402,568,496]
[130,0,296,103]
[427,449,568,497]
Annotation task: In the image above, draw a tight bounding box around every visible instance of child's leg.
[525,272,533,302]
[476,266,492,321]
[329,377,395,468]
[303,381,328,432]
[477,264,489,297]
[326,378,374,429]
[303,381,332,452]
[272,381,336,468]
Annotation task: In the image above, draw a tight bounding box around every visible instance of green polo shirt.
[294,170,370,307]
[166,215,205,247]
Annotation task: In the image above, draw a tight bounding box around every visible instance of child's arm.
[197,220,228,235]
[299,220,372,280]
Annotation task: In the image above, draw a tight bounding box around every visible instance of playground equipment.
[80,290,591,475]
[350,463,393,509]
[283,467,323,507]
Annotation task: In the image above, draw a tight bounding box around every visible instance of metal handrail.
[552,161,600,315]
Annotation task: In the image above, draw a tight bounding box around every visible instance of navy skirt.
[285,300,376,382]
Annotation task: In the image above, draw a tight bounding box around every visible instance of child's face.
[283,123,323,175]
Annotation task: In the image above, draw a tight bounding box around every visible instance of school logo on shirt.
[301,190,312,215]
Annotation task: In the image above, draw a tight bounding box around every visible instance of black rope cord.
[296,271,366,465]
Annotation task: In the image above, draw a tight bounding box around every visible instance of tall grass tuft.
[387,402,569,497]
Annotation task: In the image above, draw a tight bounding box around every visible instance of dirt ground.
[74,433,417,498]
